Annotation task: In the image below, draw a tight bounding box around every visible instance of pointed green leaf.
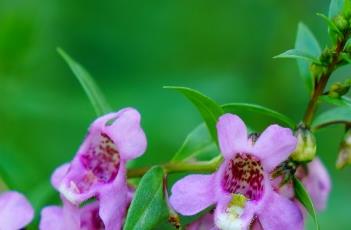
[274,49,320,63]
[222,103,296,129]
[329,0,345,18]
[295,23,322,93]
[164,86,224,145]
[293,177,319,230]
[124,167,168,230]
[341,52,351,63]
[171,123,218,162]
[319,95,351,106]
[316,13,342,35]
[312,107,351,129]
[57,48,111,116]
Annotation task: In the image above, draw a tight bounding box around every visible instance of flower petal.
[40,206,65,230]
[99,162,129,230]
[187,212,217,230]
[80,201,104,230]
[253,125,297,172]
[51,163,70,190]
[170,174,216,216]
[0,191,34,229]
[258,192,303,230]
[104,108,147,160]
[302,158,331,211]
[216,114,249,159]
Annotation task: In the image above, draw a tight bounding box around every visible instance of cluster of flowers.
[0,108,330,230]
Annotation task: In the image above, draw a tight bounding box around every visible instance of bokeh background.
[0,0,350,229]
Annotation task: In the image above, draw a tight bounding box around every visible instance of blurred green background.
[0,0,350,229]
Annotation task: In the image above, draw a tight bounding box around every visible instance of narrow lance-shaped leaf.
[222,103,296,129]
[293,177,319,230]
[319,95,351,107]
[171,123,218,162]
[57,48,111,116]
[312,107,351,129]
[164,86,224,145]
[316,13,342,35]
[124,167,168,230]
[295,23,322,93]
[274,49,320,64]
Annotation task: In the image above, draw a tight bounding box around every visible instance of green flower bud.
[320,47,334,64]
[309,63,324,77]
[328,80,351,98]
[334,15,349,31]
[291,126,317,162]
[336,128,351,169]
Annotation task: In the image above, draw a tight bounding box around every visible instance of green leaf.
[273,49,320,63]
[319,95,351,106]
[316,13,342,35]
[171,123,218,162]
[329,0,345,18]
[124,167,168,230]
[222,103,296,129]
[57,48,111,116]
[312,107,351,129]
[293,177,319,229]
[164,86,224,145]
[295,23,322,93]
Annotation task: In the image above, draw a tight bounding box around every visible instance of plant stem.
[303,36,348,127]
[127,156,222,178]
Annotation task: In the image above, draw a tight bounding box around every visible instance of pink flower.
[187,212,216,230]
[52,108,147,230]
[297,158,331,212]
[40,196,104,230]
[170,114,303,230]
[0,191,34,229]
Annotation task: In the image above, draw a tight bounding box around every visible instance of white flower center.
[215,194,247,230]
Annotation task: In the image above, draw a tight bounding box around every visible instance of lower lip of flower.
[222,153,264,201]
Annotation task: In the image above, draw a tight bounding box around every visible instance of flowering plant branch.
[1,0,351,229]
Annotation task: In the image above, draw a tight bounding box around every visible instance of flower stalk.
[303,31,350,127]
[127,155,222,178]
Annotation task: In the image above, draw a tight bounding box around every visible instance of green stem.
[303,35,349,127]
[127,156,222,178]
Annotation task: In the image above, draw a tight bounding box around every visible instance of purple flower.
[0,191,34,229]
[297,158,331,211]
[187,212,216,230]
[170,114,303,230]
[52,108,147,229]
[40,196,104,230]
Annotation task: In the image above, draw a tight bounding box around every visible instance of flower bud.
[328,80,351,98]
[320,47,334,64]
[291,126,317,162]
[334,15,349,32]
[336,128,351,169]
[309,63,324,77]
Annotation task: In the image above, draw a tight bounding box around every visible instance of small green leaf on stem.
[124,166,168,230]
[319,95,351,106]
[293,177,319,230]
[164,86,224,145]
[57,48,111,116]
[222,103,296,129]
[295,22,322,93]
[274,49,321,63]
[312,107,351,130]
[171,123,217,162]
[316,13,343,35]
